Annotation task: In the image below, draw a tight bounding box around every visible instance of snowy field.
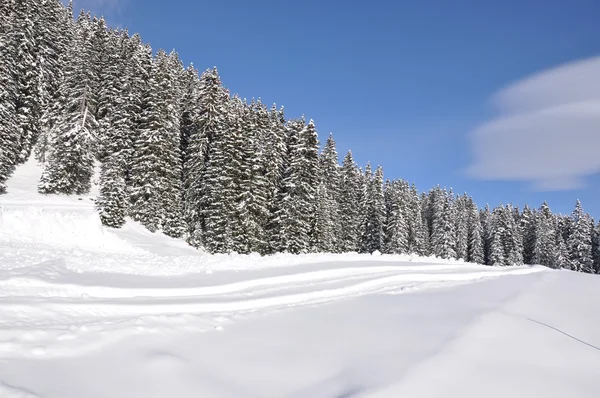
[1,160,599,398]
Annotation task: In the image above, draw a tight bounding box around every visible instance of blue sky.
[75,0,600,217]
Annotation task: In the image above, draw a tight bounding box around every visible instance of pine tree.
[453,194,469,260]
[0,1,19,193]
[431,188,456,259]
[466,198,484,264]
[311,133,341,252]
[12,0,43,164]
[183,67,229,249]
[359,164,385,253]
[521,205,537,264]
[263,105,288,253]
[383,180,409,254]
[272,118,319,253]
[338,151,361,252]
[533,202,558,268]
[592,221,600,274]
[96,154,127,228]
[35,0,72,166]
[567,200,593,273]
[129,50,184,237]
[38,11,97,195]
[480,204,493,264]
[489,206,506,266]
[407,184,427,255]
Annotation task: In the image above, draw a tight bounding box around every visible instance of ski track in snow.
[0,260,544,358]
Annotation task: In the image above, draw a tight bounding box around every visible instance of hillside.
[1,160,600,398]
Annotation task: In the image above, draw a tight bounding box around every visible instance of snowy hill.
[1,160,599,398]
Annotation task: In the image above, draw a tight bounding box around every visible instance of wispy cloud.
[467,56,600,191]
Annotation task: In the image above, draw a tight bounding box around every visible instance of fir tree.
[338,151,361,252]
[359,164,385,253]
[567,200,593,273]
[431,188,456,259]
[466,198,484,264]
[311,133,341,252]
[38,11,97,195]
[383,180,409,254]
[12,0,43,164]
[407,184,427,255]
[129,50,184,237]
[183,67,229,248]
[0,1,19,193]
[533,202,558,268]
[272,118,319,254]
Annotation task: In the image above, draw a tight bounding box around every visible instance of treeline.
[0,1,598,274]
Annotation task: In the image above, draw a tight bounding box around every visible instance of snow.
[1,159,600,397]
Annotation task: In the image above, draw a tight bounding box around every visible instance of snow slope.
[1,159,599,398]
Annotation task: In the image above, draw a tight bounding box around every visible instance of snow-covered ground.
[1,159,599,398]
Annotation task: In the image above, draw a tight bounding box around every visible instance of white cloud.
[467,56,600,191]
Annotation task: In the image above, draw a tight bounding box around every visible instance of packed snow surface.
[1,159,599,397]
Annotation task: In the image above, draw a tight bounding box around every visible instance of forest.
[1,0,598,273]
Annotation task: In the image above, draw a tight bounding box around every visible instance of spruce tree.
[466,198,484,264]
[338,151,361,252]
[453,194,469,260]
[12,0,43,164]
[533,202,558,268]
[38,11,97,195]
[407,184,427,255]
[183,67,229,249]
[383,180,409,254]
[521,205,537,264]
[272,118,319,253]
[129,50,185,237]
[0,1,19,193]
[359,164,385,253]
[312,133,341,252]
[431,188,456,259]
[567,200,593,273]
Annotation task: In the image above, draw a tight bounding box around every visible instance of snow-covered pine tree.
[359,164,385,253]
[592,221,600,274]
[453,194,469,260]
[505,204,524,265]
[129,49,185,237]
[567,200,593,273]
[480,204,492,265]
[11,0,43,164]
[520,205,536,265]
[407,183,427,255]
[93,19,120,160]
[96,31,143,227]
[38,11,98,195]
[382,179,394,253]
[533,202,558,268]
[262,105,288,253]
[431,187,456,259]
[311,133,341,252]
[466,197,484,264]
[227,98,270,254]
[489,206,506,266]
[311,180,334,252]
[272,118,319,254]
[0,1,19,193]
[383,180,409,254]
[35,0,72,166]
[97,154,127,227]
[338,150,361,252]
[242,99,271,253]
[183,67,229,249]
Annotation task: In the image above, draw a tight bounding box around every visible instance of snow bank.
[0,207,142,254]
